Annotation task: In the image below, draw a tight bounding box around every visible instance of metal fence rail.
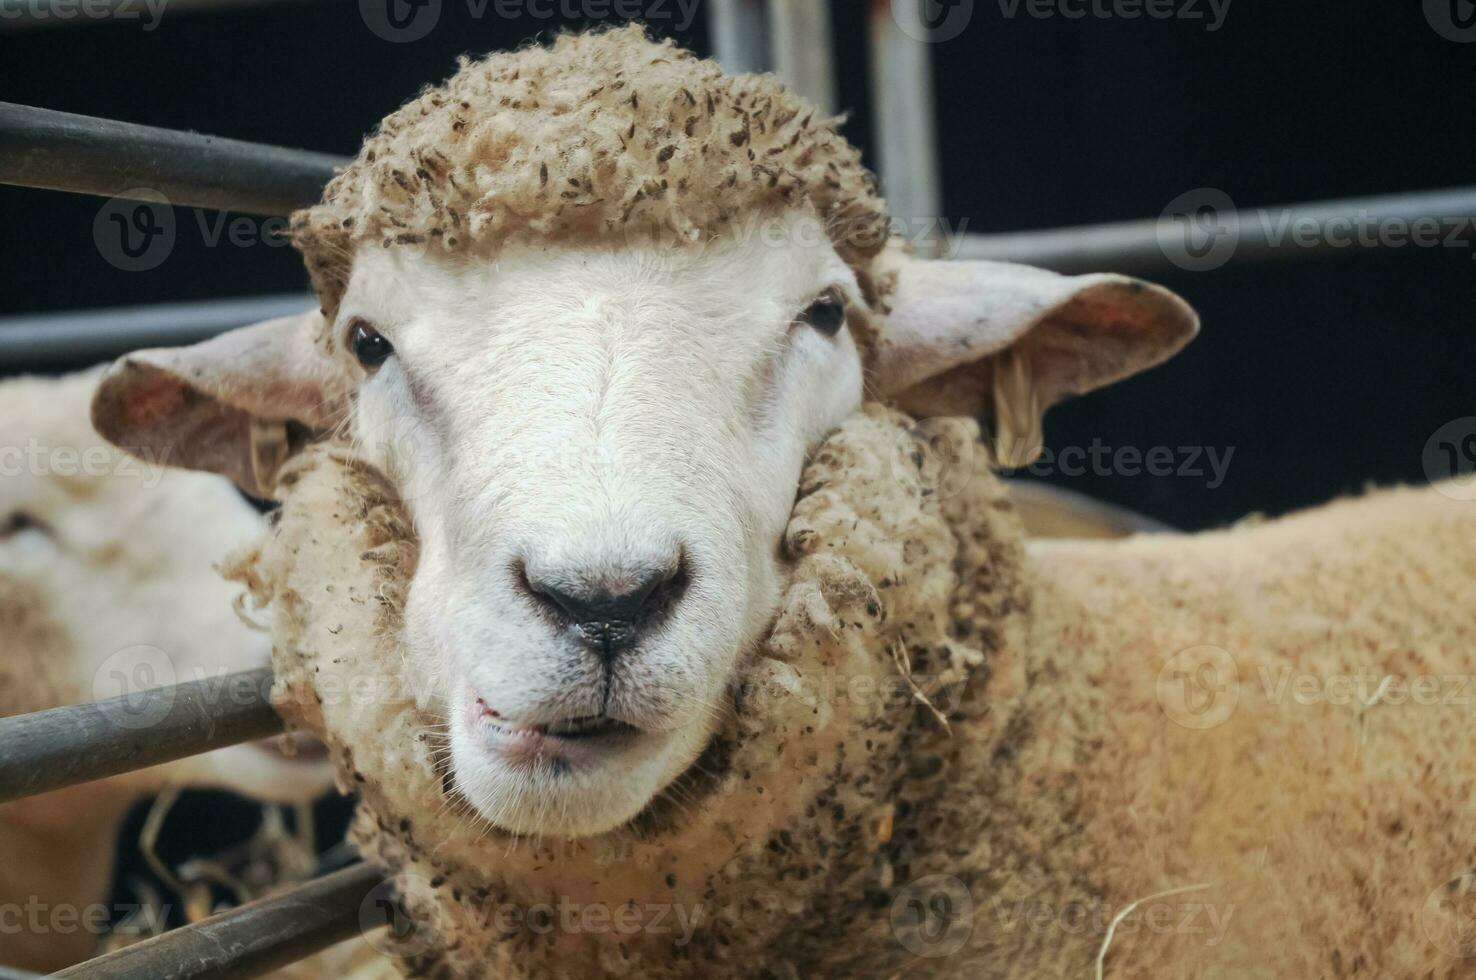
[0,667,281,804]
[51,862,385,980]
[0,102,345,216]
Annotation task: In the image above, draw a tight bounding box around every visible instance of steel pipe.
[52,863,386,980]
[770,0,835,114]
[954,186,1476,274]
[0,666,282,804]
[869,0,943,242]
[0,293,313,367]
[708,0,771,75]
[0,102,345,216]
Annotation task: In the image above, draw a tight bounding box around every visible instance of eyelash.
[1,511,50,540]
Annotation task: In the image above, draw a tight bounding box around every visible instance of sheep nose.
[521,561,687,659]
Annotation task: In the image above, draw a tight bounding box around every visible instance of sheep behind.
[0,371,332,972]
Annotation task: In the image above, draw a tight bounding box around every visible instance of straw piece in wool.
[289,25,892,328]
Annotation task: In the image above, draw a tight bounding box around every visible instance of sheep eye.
[0,511,49,539]
[796,288,846,337]
[349,320,395,370]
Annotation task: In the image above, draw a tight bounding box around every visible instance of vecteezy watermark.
[0,438,172,488]
[1156,645,1239,730]
[1426,0,1476,42]
[986,888,1235,946]
[93,190,292,273]
[0,898,169,936]
[1158,187,1476,272]
[359,0,700,43]
[1007,439,1237,490]
[890,874,976,958]
[359,875,704,956]
[891,0,976,43]
[995,0,1231,31]
[1424,418,1476,502]
[0,0,168,30]
[1424,872,1476,958]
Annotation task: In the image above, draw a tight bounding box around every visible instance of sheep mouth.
[499,715,637,740]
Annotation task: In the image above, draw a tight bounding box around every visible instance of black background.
[2,0,1473,932]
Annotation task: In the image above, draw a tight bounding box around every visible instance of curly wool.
[233,406,1032,979]
[290,26,892,326]
[237,409,1476,978]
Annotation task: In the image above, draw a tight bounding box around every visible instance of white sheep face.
[336,211,865,835]
[0,373,332,803]
[95,204,1198,839]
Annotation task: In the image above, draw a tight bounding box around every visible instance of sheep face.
[331,210,867,835]
[0,373,332,803]
[94,232,1200,841]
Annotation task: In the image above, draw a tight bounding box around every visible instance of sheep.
[0,370,333,973]
[85,24,1475,977]
[235,412,1476,980]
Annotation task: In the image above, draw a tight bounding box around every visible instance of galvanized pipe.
[52,862,385,980]
[770,0,835,114]
[708,0,771,75]
[0,102,345,216]
[869,0,943,242]
[0,666,282,804]
[954,186,1476,274]
[0,293,313,367]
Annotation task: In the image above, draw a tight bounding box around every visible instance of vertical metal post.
[708,0,772,75]
[769,0,836,114]
[869,0,944,250]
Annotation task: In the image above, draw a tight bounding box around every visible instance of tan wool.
[236,407,1476,979]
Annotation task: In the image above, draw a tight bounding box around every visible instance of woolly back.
[290,25,893,322]
[231,406,1031,978]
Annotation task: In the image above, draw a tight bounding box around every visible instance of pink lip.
[471,697,641,768]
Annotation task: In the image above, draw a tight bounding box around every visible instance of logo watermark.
[359,0,700,43]
[1426,0,1476,42]
[1158,187,1476,272]
[1424,418,1476,501]
[995,0,1231,31]
[93,190,292,273]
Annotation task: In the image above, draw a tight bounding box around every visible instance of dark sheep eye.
[797,288,846,337]
[349,320,395,369]
[0,511,49,539]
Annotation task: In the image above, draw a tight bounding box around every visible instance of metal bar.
[0,102,345,216]
[0,667,282,805]
[53,863,385,980]
[769,0,835,114]
[708,0,771,75]
[0,293,313,367]
[954,186,1476,274]
[869,0,943,243]
[0,0,338,31]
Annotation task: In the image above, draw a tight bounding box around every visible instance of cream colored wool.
[290,25,892,327]
[235,403,1476,978]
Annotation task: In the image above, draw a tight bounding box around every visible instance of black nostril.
[518,559,688,658]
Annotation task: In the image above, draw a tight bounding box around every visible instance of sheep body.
[238,405,1476,978]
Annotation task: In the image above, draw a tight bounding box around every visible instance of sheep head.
[0,372,332,803]
[91,27,1196,838]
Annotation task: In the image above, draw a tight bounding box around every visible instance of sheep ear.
[874,253,1198,465]
[91,310,347,496]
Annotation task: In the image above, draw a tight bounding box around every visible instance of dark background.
[3,2,1473,529]
[1,0,1472,931]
